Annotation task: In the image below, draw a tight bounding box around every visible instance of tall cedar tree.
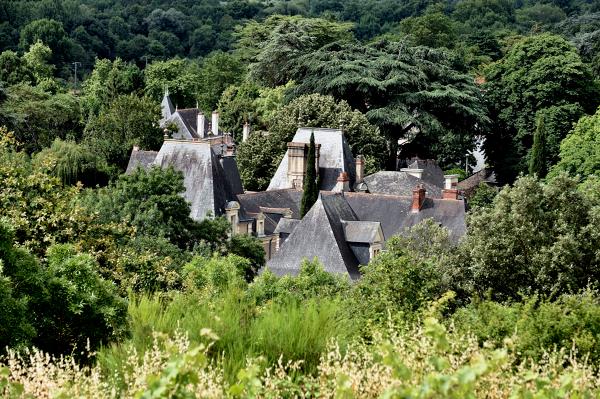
[300,132,318,217]
[529,115,548,177]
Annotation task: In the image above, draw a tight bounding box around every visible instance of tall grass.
[97,289,357,384]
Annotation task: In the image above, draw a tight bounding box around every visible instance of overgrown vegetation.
[2,0,600,396]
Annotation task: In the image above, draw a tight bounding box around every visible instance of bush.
[249,258,351,304]
[38,244,128,354]
[452,289,600,363]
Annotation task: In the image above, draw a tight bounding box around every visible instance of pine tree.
[300,132,318,217]
[529,115,548,177]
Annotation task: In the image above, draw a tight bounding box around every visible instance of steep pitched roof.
[237,189,302,219]
[343,192,466,242]
[161,93,175,121]
[267,128,356,191]
[363,171,443,198]
[342,221,383,243]
[274,218,300,235]
[457,168,498,198]
[266,193,361,279]
[152,140,242,220]
[125,149,158,174]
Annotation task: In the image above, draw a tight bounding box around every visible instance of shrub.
[452,289,600,363]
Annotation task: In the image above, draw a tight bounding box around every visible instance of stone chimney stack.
[333,172,351,192]
[211,111,219,135]
[401,167,424,180]
[411,185,426,213]
[242,122,250,142]
[355,155,365,183]
[287,142,308,189]
[197,112,205,138]
[286,141,321,189]
[442,188,460,200]
[444,174,459,189]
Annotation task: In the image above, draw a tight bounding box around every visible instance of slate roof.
[266,193,362,280]
[363,171,443,198]
[152,140,243,220]
[267,128,356,191]
[161,93,175,121]
[342,221,383,243]
[237,189,302,219]
[273,218,301,235]
[343,192,466,242]
[457,168,498,198]
[125,149,158,174]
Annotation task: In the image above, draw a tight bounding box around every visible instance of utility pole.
[143,55,149,68]
[72,62,81,90]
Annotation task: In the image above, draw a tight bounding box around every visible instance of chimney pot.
[333,171,350,192]
[355,155,365,183]
[133,145,139,152]
[444,174,460,189]
[212,111,219,136]
[197,112,205,139]
[411,184,426,213]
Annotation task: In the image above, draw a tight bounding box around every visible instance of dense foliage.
[2,0,600,396]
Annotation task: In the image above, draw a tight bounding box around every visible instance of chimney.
[132,145,139,152]
[442,188,460,200]
[444,174,459,189]
[401,168,424,180]
[225,144,235,156]
[197,112,205,138]
[355,154,365,183]
[287,142,308,189]
[333,171,350,192]
[256,213,265,237]
[212,111,219,136]
[242,122,250,142]
[411,185,426,213]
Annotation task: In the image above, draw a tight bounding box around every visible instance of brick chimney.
[197,112,205,138]
[411,184,426,213]
[442,188,460,200]
[444,174,459,189]
[211,111,219,135]
[333,171,350,192]
[355,154,365,183]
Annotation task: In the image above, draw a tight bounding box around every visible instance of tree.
[33,139,111,187]
[81,58,144,117]
[398,11,458,49]
[0,50,33,85]
[483,34,600,182]
[81,166,200,249]
[22,41,54,84]
[39,244,128,355]
[550,106,600,179]
[241,15,354,87]
[300,132,318,217]
[197,51,245,113]
[0,83,81,152]
[144,58,202,108]
[455,175,600,301]
[528,114,548,177]
[83,94,162,168]
[225,234,266,282]
[292,39,489,168]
